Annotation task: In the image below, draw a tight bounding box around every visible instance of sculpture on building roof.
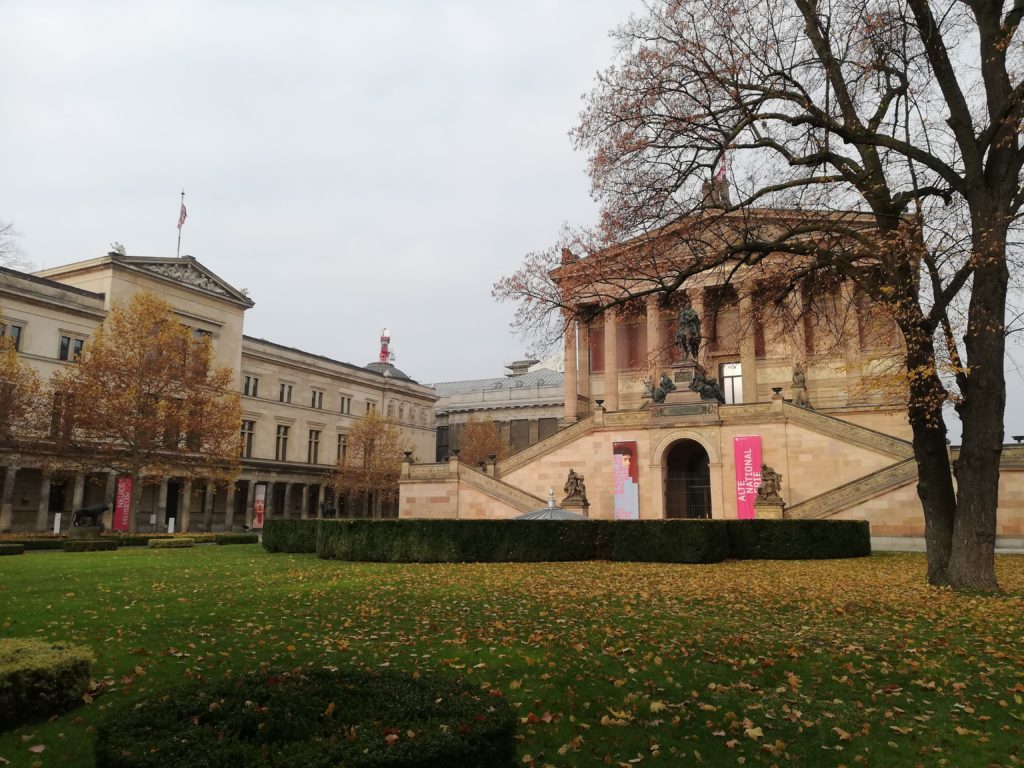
[675,304,701,361]
[646,372,677,403]
[689,369,725,403]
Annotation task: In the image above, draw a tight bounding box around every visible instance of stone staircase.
[458,464,547,513]
[496,415,595,475]
[786,457,918,519]
[780,404,914,459]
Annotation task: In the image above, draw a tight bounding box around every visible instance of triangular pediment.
[123,256,254,307]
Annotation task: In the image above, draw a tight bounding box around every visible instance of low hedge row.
[0,543,25,556]
[0,638,94,726]
[215,533,259,545]
[94,668,516,768]
[264,518,870,562]
[148,537,195,549]
[64,540,118,553]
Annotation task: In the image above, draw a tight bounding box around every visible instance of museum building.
[0,253,436,532]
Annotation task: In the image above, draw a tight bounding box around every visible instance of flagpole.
[176,189,185,258]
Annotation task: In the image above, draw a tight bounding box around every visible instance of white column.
[245,480,256,527]
[646,295,662,379]
[603,309,620,412]
[690,289,708,369]
[103,472,117,530]
[0,465,19,532]
[300,484,309,519]
[203,481,214,530]
[156,478,169,531]
[225,482,236,530]
[283,482,294,517]
[36,470,52,532]
[739,292,758,403]
[562,318,578,424]
[841,280,862,401]
[180,479,193,532]
[71,471,86,514]
[578,322,591,404]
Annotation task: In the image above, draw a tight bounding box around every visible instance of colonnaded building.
[0,253,436,533]
[398,207,1024,549]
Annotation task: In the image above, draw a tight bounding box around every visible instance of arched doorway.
[665,440,711,519]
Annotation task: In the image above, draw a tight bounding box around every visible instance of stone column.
[225,482,236,530]
[603,308,620,412]
[646,295,662,379]
[180,478,193,532]
[71,471,86,514]
[577,321,591,403]
[36,470,52,532]
[562,319,578,424]
[245,481,256,528]
[739,292,758,403]
[283,482,294,518]
[264,481,274,520]
[300,484,309,519]
[690,288,708,369]
[841,279,862,401]
[156,478,169,532]
[103,472,117,530]
[0,465,19,532]
[202,482,214,530]
[788,293,807,365]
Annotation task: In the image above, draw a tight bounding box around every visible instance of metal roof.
[430,368,563,397]
[515,508,589,521]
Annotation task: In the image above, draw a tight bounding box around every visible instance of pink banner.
[252,484,266,529]
[733,436,762,519]
[613,441,639,520]
[113,476,132,531]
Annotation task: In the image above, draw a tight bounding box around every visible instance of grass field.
[0,546,1022,767]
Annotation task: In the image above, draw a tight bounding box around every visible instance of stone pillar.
[300,484,309,519]
[603,308,620,412]
[562,319,578,424]
[739,292,758,403]
[245,481,256,527]
[841,279,862,401]
[264,481,274,520]
[577,322,591,403]
[103,472,117,530]
[71,471,86,514]
[36,470,52,532]
[180,479,192,532]
[788,293,807,365]
[283,482,294,518]
[689,288,708,369]
[0,465,19,532]
[646,295,662,379]
[202,481,214,530]
[225,482,236,530]
[156,478,169,532]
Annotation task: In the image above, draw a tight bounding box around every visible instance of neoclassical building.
[399,209,1024,547]
[0,253,436,533]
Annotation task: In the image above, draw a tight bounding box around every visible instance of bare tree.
[497,0,1024,590]
[0,220,32,271]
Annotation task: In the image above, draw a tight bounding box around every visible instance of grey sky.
[1,0,635,383]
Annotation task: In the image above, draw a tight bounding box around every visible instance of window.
[243,375,260,397]
[279,383,293,403]
[339,395,352,414]
[308,429,321,464]
[720,362,743,404]
[275,425,289,461]
[311,389,324,409]
[0,323,23,351]
[366,400,377,415]
[240,420,255,458]
[337,433,347,465]
[59,335,85,361]
[193,328,213,342]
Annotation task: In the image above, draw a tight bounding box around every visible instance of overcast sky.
[1,0,637,383]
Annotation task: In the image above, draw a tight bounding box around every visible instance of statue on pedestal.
[792,363,811,408]
[674,304,702,361]
[561,469,589,509]
[756,464,783,503]
[645,372,677,403]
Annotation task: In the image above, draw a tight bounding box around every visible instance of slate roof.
[430,368,563,397]
[516,508,589,520]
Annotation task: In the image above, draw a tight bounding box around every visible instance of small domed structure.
[516,489,589,521]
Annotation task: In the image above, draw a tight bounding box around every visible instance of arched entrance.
[665,440,711,519]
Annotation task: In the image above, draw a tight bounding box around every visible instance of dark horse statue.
[72,503,108,528]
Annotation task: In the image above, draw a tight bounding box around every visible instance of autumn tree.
[0,334,47,449]
[456,416,506,467]
[330,411,409,518]
[497,0,1024,590]
[52,292,241,531]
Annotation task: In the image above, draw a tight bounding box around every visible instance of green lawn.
[1,546,1022,767]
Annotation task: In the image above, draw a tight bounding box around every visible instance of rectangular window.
[275,425,289,461]
[58,335,85,361]
[366,400,377,415]
[279,383,293,403]
[308,429,321,464]
[59,335,70,361]
[339,395,352,414]
[243,375,260,397]
[240,420,255,458]
[720,362,743,404]
[311,389,324,409]
[1,323,23,351]
[337,433,347,465]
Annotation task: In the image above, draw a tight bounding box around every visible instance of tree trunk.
[902,332,957,585]
[947,227,1007,591]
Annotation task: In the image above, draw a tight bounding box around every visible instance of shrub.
[0,638,93,726]
[0,543,25,556]
[5,538,65,551]
[148,537,195,549]
[215,533,259,545]
[63,540,118,553]
[94,668,516,768]
[725,519,871,559]
[594,520,729,563]
[263,519,317,553]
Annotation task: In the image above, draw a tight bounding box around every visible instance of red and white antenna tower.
[379,328,394,364]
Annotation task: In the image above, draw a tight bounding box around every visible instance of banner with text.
[113,476,132,531]
[733,435,762,519]
[252,483,266,529]
[612,441,640,520]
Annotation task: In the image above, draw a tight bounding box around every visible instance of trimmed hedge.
[64,540,118,553]
[215,533,259,545]
[266,519,871,562]
[726,519,871,559]
[3,538,65,551]
[263,519,316,553]
[148,537,195,549]
[94,668,516,768]
[0,543,25,556]
[0,638,94,726]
